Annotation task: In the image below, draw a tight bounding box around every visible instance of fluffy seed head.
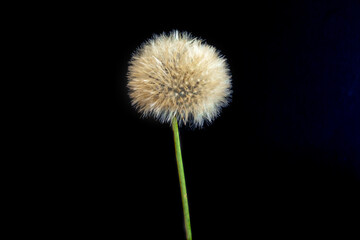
[127,30,232,128]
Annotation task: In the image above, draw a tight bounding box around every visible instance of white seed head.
[127,30,232,128]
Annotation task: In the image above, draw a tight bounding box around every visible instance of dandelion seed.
[127,30,232,128]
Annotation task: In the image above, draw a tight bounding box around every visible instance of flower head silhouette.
[127,30,231,127]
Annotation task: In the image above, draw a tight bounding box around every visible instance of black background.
[28,0,360,239]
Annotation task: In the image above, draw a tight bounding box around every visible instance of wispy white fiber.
[127,30,232,128]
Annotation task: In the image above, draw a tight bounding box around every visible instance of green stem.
[172,117,192,240]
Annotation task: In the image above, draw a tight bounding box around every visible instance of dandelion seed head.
[127,30,232,128]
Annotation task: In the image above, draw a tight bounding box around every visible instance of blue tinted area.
[259,1,360,177]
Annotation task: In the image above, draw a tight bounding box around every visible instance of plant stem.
[172,117,192,240]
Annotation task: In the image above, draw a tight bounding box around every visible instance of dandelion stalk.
[172,116,192,240]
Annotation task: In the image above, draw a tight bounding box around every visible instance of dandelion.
[128,30,231,128]
[127,31,232,240]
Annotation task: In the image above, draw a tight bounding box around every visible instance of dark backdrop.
[47,1,360,239]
